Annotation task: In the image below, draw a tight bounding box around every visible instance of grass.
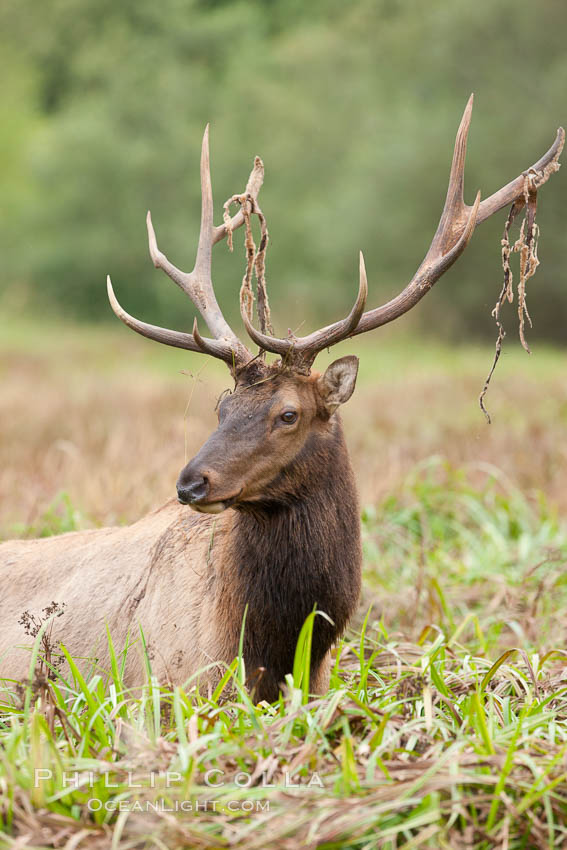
[361,459,567,651]
[1,465,566,848]
[1,320,567,847]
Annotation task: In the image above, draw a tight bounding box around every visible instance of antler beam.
[241,95,564,371]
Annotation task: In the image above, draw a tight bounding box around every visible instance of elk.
[0,98,563,702]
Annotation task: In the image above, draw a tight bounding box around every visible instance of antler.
[242,95,564,372]
[107,126,262,372]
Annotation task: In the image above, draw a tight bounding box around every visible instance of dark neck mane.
[220,417,361,702]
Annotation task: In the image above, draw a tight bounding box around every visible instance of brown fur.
[0,359,361,702]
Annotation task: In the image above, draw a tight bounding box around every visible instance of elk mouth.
[188,490,242,514]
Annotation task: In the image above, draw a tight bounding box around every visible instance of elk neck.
[218,413,362,702]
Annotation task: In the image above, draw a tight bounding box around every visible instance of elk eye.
[280,410,298,424]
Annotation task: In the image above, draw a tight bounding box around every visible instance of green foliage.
[362,458,567,650]
[1,463,567,846]
[1,0,566,341]
[10,492,84,540]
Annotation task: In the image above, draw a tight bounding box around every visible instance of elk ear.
[317,355,359,414]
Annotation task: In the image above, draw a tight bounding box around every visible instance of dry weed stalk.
[480,159,561,423]
[18,601,67,682]
[223,173,274,343]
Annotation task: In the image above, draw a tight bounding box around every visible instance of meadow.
[1,320,566,848]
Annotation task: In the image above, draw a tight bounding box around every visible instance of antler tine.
[449,92,473,207]
[240,302,289,356]
[312,251,369,347]
[107,276,237,364]
[146,126,244,347]
[213,156,265,245]
[191,126,215,299]
[240,251,369,365]
[428,92,473,257]
[191,316,233,360]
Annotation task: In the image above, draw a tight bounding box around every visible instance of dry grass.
[1,318,566,538]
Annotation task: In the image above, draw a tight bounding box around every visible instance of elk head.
[107,96,564,511]
[176,356,358,513]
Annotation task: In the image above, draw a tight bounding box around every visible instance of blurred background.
[0,0,566,537]
[1,0,566,338]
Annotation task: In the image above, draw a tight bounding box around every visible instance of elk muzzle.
[176,457,241,515]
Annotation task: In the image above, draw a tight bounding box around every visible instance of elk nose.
[177,475,209,505]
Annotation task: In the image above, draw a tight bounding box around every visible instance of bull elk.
[0,98,563,702]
